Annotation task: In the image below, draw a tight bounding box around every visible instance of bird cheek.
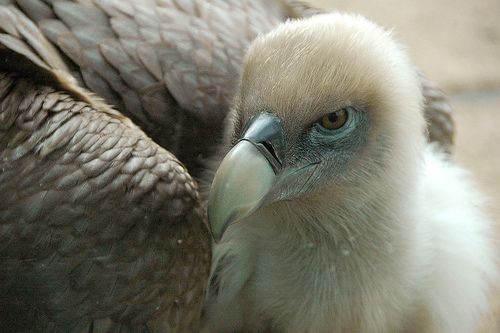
[271,161,322,200]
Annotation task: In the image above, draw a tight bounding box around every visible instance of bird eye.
[319,108,348,130]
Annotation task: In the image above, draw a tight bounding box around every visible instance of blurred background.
[308,0,500,332]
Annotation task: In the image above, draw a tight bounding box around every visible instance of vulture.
[0,0,460,332]
[204,13,497,333]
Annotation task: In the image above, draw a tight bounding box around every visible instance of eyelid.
[317,106,352,125]
[317,105,356,122]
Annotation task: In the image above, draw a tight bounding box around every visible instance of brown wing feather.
[0,5,210,332]
[9,0,291,176]
[418,70,455,154]
[279,0,326,17]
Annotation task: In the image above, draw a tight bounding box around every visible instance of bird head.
[208,13,425,242]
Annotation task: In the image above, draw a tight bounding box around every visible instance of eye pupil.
[319,108,348,130]
[328,112,339,123]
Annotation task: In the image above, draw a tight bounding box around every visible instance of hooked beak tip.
[207,140,276,241]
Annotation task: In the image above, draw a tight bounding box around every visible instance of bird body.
[204,13,497,333]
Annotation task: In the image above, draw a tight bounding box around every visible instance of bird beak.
[207,113,283,242]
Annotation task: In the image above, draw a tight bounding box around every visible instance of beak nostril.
[241,113,283,172]
[262,141,279,163]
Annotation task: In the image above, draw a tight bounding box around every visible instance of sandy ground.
[307,1,500,331]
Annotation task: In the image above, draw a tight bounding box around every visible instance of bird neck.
[210,172,423,332]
